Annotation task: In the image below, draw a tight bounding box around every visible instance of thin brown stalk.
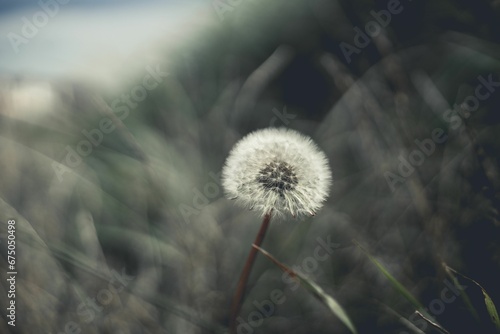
[229,210,272,333]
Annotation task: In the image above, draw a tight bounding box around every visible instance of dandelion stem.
[229,210,272,333]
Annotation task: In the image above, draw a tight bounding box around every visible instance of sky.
[0,0,213,88]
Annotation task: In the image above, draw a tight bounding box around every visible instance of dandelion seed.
[225,128,333,333]
[222,127,332,218]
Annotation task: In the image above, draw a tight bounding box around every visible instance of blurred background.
[0,0,499,333]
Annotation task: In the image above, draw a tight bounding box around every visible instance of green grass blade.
[253,244,357,334]
[484,295,500,332]
[353,240,435,321]
[442,262,480,322]
[445,265,500,331]
[378,302,426,334]
[356,242,453,332]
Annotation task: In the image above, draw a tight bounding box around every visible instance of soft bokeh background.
[0,0,499,333]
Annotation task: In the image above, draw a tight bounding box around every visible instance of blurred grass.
[353,240,431,319]
[0,0,499,333]
[255,244,358,334]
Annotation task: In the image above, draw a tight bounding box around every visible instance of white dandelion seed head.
[222,127,332,218]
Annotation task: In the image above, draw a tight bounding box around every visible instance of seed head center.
[256,161,298,196]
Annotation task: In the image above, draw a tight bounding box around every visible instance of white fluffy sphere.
[222,128,332,218]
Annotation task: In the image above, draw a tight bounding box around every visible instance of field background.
[0,0,499,333]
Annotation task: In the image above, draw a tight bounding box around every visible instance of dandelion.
[222,127,332,218]
[224,127,332,333]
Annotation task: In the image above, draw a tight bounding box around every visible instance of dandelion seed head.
[222,127,332,218]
